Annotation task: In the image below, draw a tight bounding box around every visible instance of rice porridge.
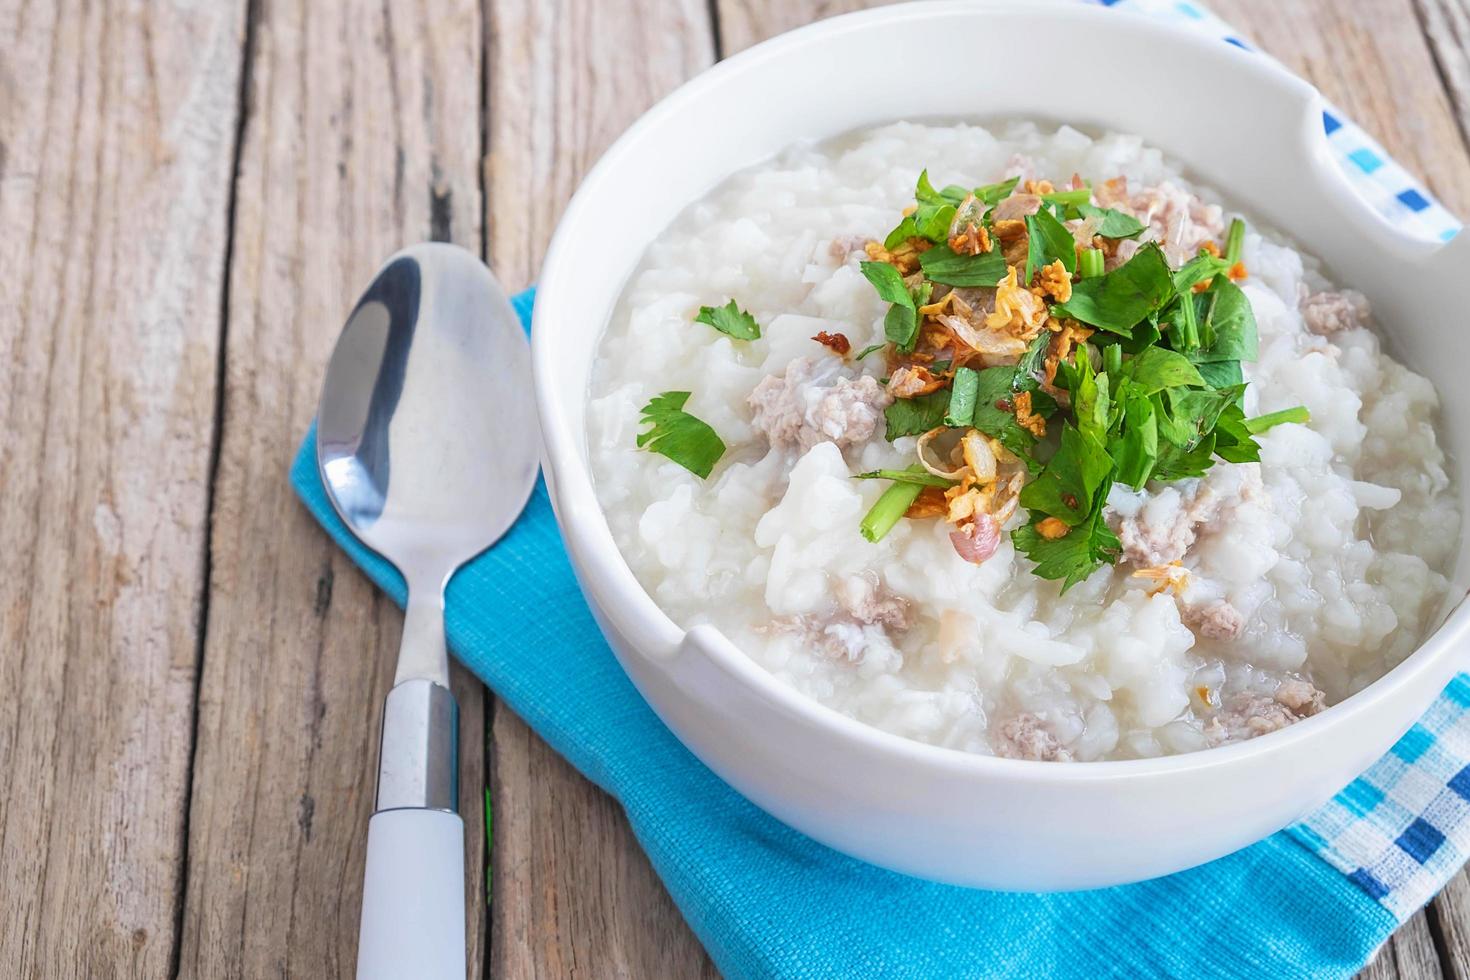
[586,121,1459,762]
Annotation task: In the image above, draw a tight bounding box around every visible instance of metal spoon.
[316,242,537,980]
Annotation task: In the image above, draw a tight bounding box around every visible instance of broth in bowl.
[586,121,1458,762]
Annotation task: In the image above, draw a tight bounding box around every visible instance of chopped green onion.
[944,366,979,427]
[1041,188,1091,207]
[1224,218,1245,266]
[1079,248,1105,279]
[860,481,925,543]
[1175,292,1201,351]
[854,468,955,488]
[1243,405,1310,434]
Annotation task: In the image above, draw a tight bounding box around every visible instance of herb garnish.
[854,170,1311,589]
[861,260,930,352]
[860,479,926,543]
[694,299,761,340]
[636,391,726,479]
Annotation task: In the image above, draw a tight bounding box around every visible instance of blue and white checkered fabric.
[1093,0,1470,926]
[1292,677,1470,919]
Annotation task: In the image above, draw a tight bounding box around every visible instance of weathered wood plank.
[1361,910,1445,980]
[0,0,244,975]
[1415,0,1470,156]
[1434,873,1470,979]
[718,0,884,55]
[482,1,721,976]
[172,0,487,975]
[1216,0,1470,215]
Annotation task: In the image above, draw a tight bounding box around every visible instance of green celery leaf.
[1195,359,1243,389]
[970,366,1044,469]
[1213,405,1262,463]
[1069,350,1111,445]
[1152,432,1217,481]
[694,299,761,341]
[1051,242,1175,336]
[636,391,727,479]
[884,390,950,440]
[853,343,887,361]
[1011,505,1121,592]
[918,245,1008,287]
[1123,346,1207,395]
[945,366,980,427]
[1155,384,1246,449]
[1015,330,1050,387]
[1019,424,1114,525]
[916,170,967,206]
[860,260,914,307]
[975,175,1022,206]
[1189,279,1258,363]
[884,304,920,350]
[1112,391,1159,490]
[1025,206,1078,283]
[914,203,957,243]
[883,216,919,251]
[1071,203,1146,239]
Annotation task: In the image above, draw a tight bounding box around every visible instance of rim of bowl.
[533,0,1470,782]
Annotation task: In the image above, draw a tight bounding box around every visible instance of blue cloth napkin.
[291,5,1470,976]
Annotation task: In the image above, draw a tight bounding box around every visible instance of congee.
[586,121,1458,761]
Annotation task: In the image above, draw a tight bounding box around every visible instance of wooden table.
[6,0,1470,975]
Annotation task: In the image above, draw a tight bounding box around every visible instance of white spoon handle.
[356,808,466,980]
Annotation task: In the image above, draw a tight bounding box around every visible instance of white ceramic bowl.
[533,0,1470,890]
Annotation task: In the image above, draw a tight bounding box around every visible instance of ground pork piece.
[1182,599,1245,641]
[995,713,1073,762]
[1300,288,1371,336]
[835,574,911,630]
[768,611,893,664]
[1274,677,1328,715]
[748,356,892,453]
[992,192,1043,223]
[1206,678,1327,745]
[1108,180,1224,265]
[1114,464,1264,568]
[827,234,869,262]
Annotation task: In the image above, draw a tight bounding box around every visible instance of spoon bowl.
[318,243,537,583]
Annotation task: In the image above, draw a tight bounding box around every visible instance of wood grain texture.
[1417,0,1470,149]
[171,0,487,976]
[1216,0,1470,215]
[1362,910,1445,980]
[482,1,720,976]
[717,0,885,55]
[0,0,244,975]
[3,0,1470,975]
[1436,872,1470,979]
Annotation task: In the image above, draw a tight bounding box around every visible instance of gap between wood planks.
[167,0,263,975]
